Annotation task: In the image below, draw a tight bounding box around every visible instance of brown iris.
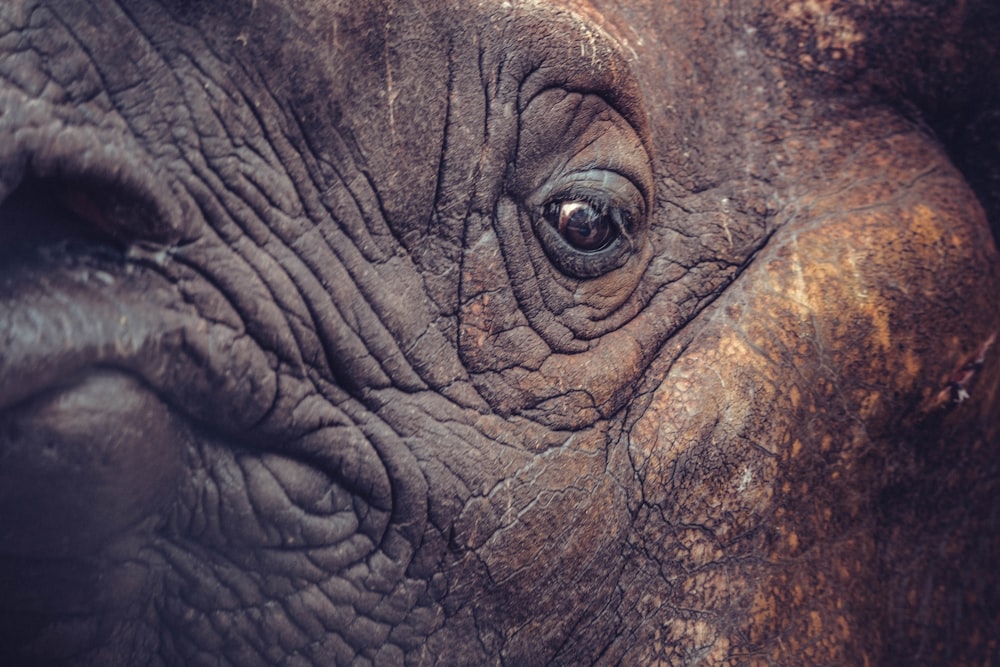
[549,200,618,252]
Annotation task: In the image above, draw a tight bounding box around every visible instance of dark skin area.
[1,0,998,664]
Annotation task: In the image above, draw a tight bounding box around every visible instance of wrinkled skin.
[1,0,999,664]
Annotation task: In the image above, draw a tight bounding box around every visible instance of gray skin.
[1,0,999,665]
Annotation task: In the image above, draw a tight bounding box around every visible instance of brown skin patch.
[624,98,998,661]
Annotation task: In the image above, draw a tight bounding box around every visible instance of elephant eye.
[544,200,621,252]
[531,170,645,279]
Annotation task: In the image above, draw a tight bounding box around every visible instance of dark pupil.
[556,201,615,251]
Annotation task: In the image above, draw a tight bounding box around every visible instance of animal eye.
[545,200,620,252]
[530,169,645,279]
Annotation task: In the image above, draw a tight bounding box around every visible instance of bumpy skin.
[1,1,998,665]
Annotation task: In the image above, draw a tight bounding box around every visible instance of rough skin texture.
[0,0,998,665]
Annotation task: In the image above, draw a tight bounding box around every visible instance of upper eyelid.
[546,194,612,213]
[538,170,643,205]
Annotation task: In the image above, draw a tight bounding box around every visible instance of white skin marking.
[737,465,753,493]
[384,1,398,141]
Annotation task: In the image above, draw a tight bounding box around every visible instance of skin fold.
[0,0,998,664]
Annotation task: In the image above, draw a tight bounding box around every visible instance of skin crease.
[0,0,998,665]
